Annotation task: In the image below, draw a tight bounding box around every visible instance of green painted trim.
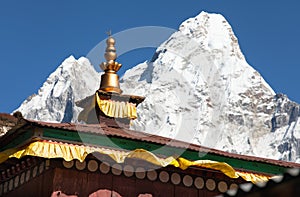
[0,130,34,152]
[42,128,287,175]
[179,151,287,175]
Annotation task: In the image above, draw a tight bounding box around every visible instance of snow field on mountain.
[16,11,300,162]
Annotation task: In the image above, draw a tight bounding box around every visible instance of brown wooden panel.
[86,172,101,193]
[85,171,113,195]
[53,168,86,196]
[41,168,55,196]
[174,185,198,197]
[5,168,54,197]
[52,167,117,196]
[112,175,135,197]
[199,189,220,197]
[98,173,113,191]
[152,181,174,197]
[135,178,155,196]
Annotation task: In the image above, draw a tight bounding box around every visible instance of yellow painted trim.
[0,141,270,183]
[95,93,137,119]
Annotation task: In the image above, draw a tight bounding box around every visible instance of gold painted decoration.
[123,165,134,177]
[0,140,271,183]
[96,92,137,119]
[135,167,146,179]
[218,181,228,193]
[77,34,145,122]
[99,35,122,94]
[170,157,239,179]
[159,171,169,183]
[183,175,193,187]
[62,160,74,169]
[194,177,205,189]
[235,171,270,183]
[87,160,98,172]
[171,173,181,185]
[147,170,158,181]
[206,179,216,191]
[99,162,110,174]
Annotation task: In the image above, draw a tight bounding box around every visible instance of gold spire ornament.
[77,32,145,126]
[99,34,122,94]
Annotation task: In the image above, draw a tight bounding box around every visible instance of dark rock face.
[228,114,244,125]
[270,94,300,161]
[271,115,288,132]
[271,94,300,131]
[62,89,75,123]
[0,113,18,136]
[278,141,291,154]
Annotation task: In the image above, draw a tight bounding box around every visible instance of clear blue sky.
[0,0,299,113]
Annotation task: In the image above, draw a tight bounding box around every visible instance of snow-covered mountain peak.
[135,12,275,104]
[16,55,99,122]
[178,11,244,60]
[121,12,298,161]
[14,11,300,162]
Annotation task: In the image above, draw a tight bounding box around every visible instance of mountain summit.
[16,55,99,123]
[15,11,300,162]
[120,12,300,162]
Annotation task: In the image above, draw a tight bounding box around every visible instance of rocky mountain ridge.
[14,11,300,162]
[16,56,100,123]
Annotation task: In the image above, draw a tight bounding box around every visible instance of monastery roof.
[13,119,300,169]
[1,115,300,184]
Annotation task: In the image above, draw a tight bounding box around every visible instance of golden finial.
[104,30,115,62]
[99,32,122,94]
[100,32,121,72]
